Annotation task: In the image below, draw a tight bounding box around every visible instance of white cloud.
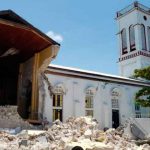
[46,31,63,43]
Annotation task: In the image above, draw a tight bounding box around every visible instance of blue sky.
[0,0,149,75]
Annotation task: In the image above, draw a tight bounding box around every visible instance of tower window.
[121,29,128,55]
[140,24,147,50]
[147,27,150,51]
[129,25,136,52]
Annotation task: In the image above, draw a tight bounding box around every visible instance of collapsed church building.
[0,10,60,121]
[0,1,150,132]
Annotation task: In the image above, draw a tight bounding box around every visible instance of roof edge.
[0,9,60,46]
[47,64,150,87]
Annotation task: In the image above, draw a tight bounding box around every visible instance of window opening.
[121,29,128,55]
[129,25,136,51]
[85,88,94,117]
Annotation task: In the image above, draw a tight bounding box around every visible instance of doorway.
[0,56,19,105]
[0,56,33,119]
[112,109,119,128]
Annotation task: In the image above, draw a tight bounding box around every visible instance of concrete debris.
[130,123,145,140]
[0,116,149,149]
[0,106,33,130]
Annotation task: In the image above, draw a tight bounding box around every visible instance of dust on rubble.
[0,106,33,129]
[0,116,150,150]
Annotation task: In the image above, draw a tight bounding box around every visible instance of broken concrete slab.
[130,123,146,140]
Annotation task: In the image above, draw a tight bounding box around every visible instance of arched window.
[141,25,147,50]
[85,87,95,117]
[111,88,120,128]
[135,103,141,118]
[147,27,150,51]
[111,88,119,109]
[52,83,65,121]
[121,29,128,55]
[129,25,136,51]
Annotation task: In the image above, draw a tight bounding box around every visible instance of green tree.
[133,66,150,107]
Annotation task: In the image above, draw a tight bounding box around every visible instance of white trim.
[48,64,150,87]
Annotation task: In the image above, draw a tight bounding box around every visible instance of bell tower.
[117,1,150,77]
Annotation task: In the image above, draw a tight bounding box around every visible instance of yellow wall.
[17,45,59,120]
[31,46,53,119]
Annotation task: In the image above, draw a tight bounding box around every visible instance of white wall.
[42,73,144,129]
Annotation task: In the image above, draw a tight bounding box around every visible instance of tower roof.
[116,1,150,18]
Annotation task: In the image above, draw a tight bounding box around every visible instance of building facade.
[39,2,150,129]
[41,65,150,129]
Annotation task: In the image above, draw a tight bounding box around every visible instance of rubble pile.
[0,116,150,149]
[0,106,33,129]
